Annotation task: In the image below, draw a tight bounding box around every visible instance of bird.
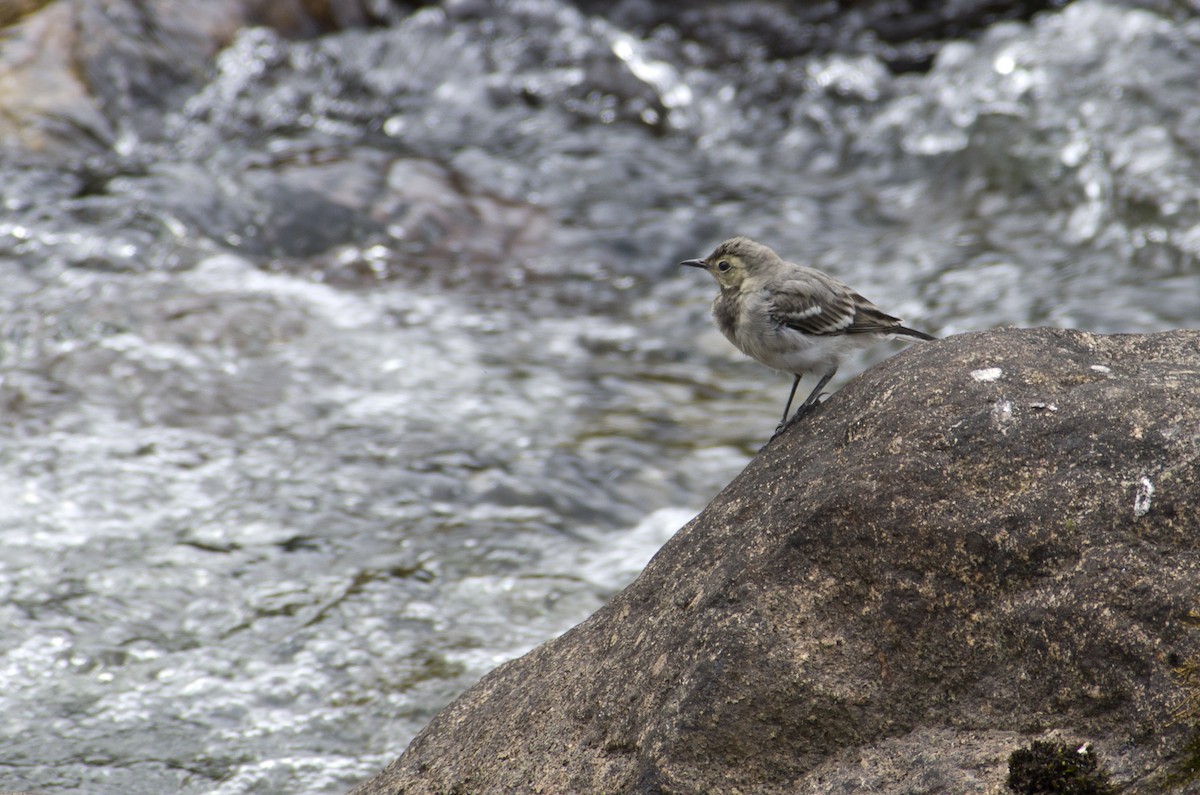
[681,236,935,436]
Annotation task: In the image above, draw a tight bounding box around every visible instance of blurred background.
[0,0,1197,792]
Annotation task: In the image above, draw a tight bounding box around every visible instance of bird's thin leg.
[796,368,836,413]
[776,374,803,433]
[777,368,837,434]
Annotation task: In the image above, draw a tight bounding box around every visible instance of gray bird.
[681,236,935,436]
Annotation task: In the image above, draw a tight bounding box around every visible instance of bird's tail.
[894,325,937,341]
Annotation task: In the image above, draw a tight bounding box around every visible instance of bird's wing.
[767,276,856,335]
[842,289,904,335]
[768,272,900,336]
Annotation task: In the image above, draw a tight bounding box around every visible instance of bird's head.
[680,236,779,291]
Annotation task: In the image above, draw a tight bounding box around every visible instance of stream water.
[1,1,1198,792]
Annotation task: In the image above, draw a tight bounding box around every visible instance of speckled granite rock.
[350,328,1200,795]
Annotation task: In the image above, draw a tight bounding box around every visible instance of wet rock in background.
[0,0,404,155]
[576,0,1075,72]
[0,0,52,26]
[352,328,1200,794]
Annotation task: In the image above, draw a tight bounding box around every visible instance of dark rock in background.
[0,0,408,155]
[0,0,1107,155]
[351,328,1200,794]
[573,0,1076,72]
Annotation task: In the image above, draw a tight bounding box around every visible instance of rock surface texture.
[352,328,1200,794]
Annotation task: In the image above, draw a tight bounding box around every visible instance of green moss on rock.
[1006,740,1115,795]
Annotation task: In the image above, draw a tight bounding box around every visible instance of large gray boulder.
[351,328,1200,794]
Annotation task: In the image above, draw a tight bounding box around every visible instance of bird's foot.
[769,394,832,442]
[770,404,812,441]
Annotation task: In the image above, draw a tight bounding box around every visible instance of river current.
[1,1,1198,792]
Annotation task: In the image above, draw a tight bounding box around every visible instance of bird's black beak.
[679,259,707,269]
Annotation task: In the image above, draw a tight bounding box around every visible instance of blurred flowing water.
[1,1,1198,792]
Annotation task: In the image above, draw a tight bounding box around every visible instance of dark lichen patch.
[1006,740,1115,795]
[1168,732,1200,786]
[1168,655,1200,785]
[1175,654,1200,723]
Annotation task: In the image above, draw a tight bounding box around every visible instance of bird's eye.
[717,260,731,272]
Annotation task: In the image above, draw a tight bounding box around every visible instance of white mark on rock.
[1090,365,1112,374]
[971,367,1003,382]
[1134,476,1154,518]
[1030,402,1058,412]
[992,399,1013,429]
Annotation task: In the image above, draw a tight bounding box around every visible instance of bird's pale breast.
[715,287,868,376]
